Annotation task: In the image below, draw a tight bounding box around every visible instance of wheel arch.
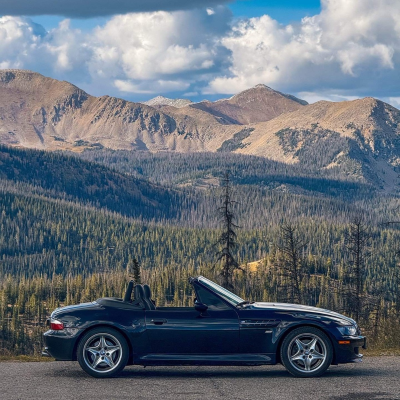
[73,324,134,364]
[275,323,337,365]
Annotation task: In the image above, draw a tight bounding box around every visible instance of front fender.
[271,319,340,364]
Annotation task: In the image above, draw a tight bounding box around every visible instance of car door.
[237,307,280,354]
[145,285,240,354]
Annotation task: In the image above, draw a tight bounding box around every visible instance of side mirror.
[195,302,208,313]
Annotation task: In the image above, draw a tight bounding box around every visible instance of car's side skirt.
[136,353,276,366]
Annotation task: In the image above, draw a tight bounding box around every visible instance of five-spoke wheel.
[280,326,333,377]
[77,327,129,378]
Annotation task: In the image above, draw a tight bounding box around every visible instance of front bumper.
[43,329,82,361]
[334,335,367,364]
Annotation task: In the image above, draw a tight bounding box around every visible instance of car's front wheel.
[77,327,129,378]
[280,326,333,378]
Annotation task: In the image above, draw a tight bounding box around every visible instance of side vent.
[240,320,280,328]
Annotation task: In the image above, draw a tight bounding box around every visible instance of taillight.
[50,319,64,330]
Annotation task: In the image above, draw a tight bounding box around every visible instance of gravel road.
[1,357,399,400]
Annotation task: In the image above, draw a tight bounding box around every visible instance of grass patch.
[0,355,54,362]
[364,348,400,357]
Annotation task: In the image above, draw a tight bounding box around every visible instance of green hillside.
[0,146,176,220]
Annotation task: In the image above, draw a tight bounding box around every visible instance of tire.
[280,326,333,378]
[77,327,129,378]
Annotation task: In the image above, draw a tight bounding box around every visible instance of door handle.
[151,319,167,325]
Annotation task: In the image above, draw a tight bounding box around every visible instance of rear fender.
[73,319,148,364]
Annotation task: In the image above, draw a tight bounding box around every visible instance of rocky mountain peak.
[254,83,270,89]
[191,83,308,124]
[143,96,193,108]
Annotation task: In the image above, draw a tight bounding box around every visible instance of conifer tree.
[132,258,141,284]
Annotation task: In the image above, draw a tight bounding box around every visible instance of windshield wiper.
[236,301,253,307]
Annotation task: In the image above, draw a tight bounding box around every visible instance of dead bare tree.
[389,249,400,317]
[394,267,400,316]
[380,218,400,316]
[214,172,240,288]
[370,288,385,337]
[343,217,371,321]
[273,222,308,304]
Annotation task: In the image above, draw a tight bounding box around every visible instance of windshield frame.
[197,277,245,306]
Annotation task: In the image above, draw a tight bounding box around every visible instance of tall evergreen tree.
[132,258,141,284]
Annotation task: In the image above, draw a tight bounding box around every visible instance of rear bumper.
[42,348,52,358]
[334,336,366,364]
[43,329,82,361]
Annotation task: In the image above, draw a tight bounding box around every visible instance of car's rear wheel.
[77,327,129,378]
[280,326,333,378]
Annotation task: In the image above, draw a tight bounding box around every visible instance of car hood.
[51,302,100,318]
[245,302,356,325]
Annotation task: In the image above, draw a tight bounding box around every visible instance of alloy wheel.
[83,333,122,374]
[287,333,327,373]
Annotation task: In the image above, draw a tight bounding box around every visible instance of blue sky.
[230,0,321,23]
[33,0,322,31]
[0,0,400,108]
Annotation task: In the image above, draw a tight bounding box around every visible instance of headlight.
[337,325,357,336]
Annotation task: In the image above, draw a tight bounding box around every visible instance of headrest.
[123,280,134,302]
[143,284,151,298]
[134,284,144,299]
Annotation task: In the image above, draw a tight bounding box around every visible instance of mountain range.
[1,69,400,304]
[1,69,400,192]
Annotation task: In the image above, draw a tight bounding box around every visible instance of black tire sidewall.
[77,327,129,378]
[280,326,333,378]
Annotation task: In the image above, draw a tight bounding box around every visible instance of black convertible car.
[43,276,366,378]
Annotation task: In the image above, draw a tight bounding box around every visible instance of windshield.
[198,277,245,306]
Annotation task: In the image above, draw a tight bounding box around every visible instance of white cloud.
[1,1,400,105]
[88,9,229,83]
[0,8,231,96]
[0,16,89,81]
[43,20,90,72]
[183,91,198,97]
[298,92,360,104]
[388,97,400,109]
[206,0,400,101]
[0,16,44,69]
[114,79,190,93]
